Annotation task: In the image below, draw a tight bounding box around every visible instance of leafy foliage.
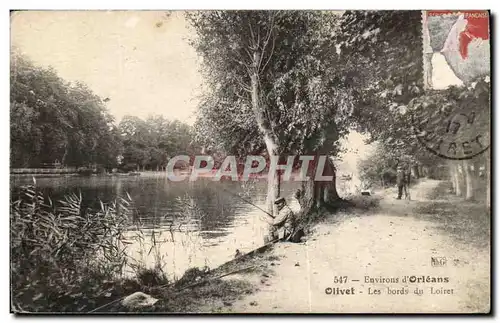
[189,11,355,157]
[10,183,132,312]
[337,11,427,161]
[10,52,122,168]
[409,77,490,147]
[118,115,198,171]
[357,143,398,188]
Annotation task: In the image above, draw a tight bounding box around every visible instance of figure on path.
[396,165,411,200]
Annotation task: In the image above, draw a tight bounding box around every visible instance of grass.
[412,181,490,250]
[418,181,491,313]
[94,269,256,313]
[155,278,255,313]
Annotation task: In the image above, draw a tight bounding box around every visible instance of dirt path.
[221,179,490,313]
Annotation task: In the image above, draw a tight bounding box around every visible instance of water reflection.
[11,173,299,277]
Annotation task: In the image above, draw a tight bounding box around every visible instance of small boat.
[128,172,141,176]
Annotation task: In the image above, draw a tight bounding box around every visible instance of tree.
[118,115,196,171]
[119,116,151,170]
[10,101,42,167]
[338,11,490,205]
[189,11,355,221]
[409,78,490,202]
[337,12,459,180]
[336,11,432,167]
[358,142,399,188]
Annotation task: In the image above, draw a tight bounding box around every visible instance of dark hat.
[274,197,286,205]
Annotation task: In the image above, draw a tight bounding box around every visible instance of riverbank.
[10,178,299,313]
[11,167,77,175]
[213,179,490,313]
[100,242,279,313]
[90,194,381,313]
[12,179,489,313]
[10,169,144,176]
[121,179,489,313]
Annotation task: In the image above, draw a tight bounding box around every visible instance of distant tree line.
[10,52,197,171]
[118,115,197,171]
[358,141,445,189]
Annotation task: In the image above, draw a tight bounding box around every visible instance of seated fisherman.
[272,197,297,240]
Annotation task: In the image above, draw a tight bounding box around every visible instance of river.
[10,172,301,279]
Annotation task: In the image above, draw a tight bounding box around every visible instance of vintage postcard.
[10,10,490,314]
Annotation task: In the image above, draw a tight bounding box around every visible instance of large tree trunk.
[297,156,339,215]
[264,136,280,216]
[251,50,280,218]
[449,162,457,193]
[297,155,320,214]
[322,157,339,205]
[452,162,462,196]
[462,160,474,200]
[299,177,317,213]
[250,51,281,241]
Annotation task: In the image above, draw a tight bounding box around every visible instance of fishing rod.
[220,187,275,219]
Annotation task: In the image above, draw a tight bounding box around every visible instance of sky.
[11,11,465,127]
[11,11,466,126]
[11,11,203,125]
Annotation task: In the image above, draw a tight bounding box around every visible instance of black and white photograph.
[9,9,491,314]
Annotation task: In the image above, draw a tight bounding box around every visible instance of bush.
[10,184,132,312]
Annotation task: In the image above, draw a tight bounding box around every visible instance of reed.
[10,179,259,312]
[10,180,139,312]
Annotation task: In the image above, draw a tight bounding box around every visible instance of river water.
[10,172,301,279]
